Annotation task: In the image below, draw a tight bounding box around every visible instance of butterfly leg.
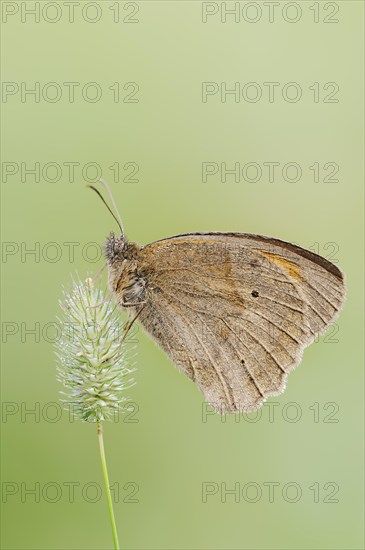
[91,261,107,282]
[120,306,144,345]
[84,264,110,308]
[86,301,109,309]
[121,299,146,308]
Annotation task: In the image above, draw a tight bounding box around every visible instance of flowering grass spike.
[55,276,135,422]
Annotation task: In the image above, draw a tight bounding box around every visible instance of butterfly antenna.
[87,185,124,235]
[98,178,124,237]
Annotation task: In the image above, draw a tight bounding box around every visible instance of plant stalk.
[97,422,120,550]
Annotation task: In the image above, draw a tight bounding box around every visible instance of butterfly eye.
[251,290,259,298]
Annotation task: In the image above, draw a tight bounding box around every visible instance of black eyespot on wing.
[251,290,259,298]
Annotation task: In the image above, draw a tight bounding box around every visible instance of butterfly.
[89,180,346,413]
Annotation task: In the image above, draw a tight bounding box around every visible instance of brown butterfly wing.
[135,233,345,413]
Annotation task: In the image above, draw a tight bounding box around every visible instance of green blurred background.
[1,1,364,549]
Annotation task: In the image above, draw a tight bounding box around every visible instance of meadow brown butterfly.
[89,180,346,413]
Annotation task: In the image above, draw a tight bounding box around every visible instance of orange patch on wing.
[261,252,302,281]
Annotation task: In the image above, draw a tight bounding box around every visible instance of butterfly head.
[104,232,127,264]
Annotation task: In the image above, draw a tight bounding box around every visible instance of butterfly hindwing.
[133,233,345,413]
